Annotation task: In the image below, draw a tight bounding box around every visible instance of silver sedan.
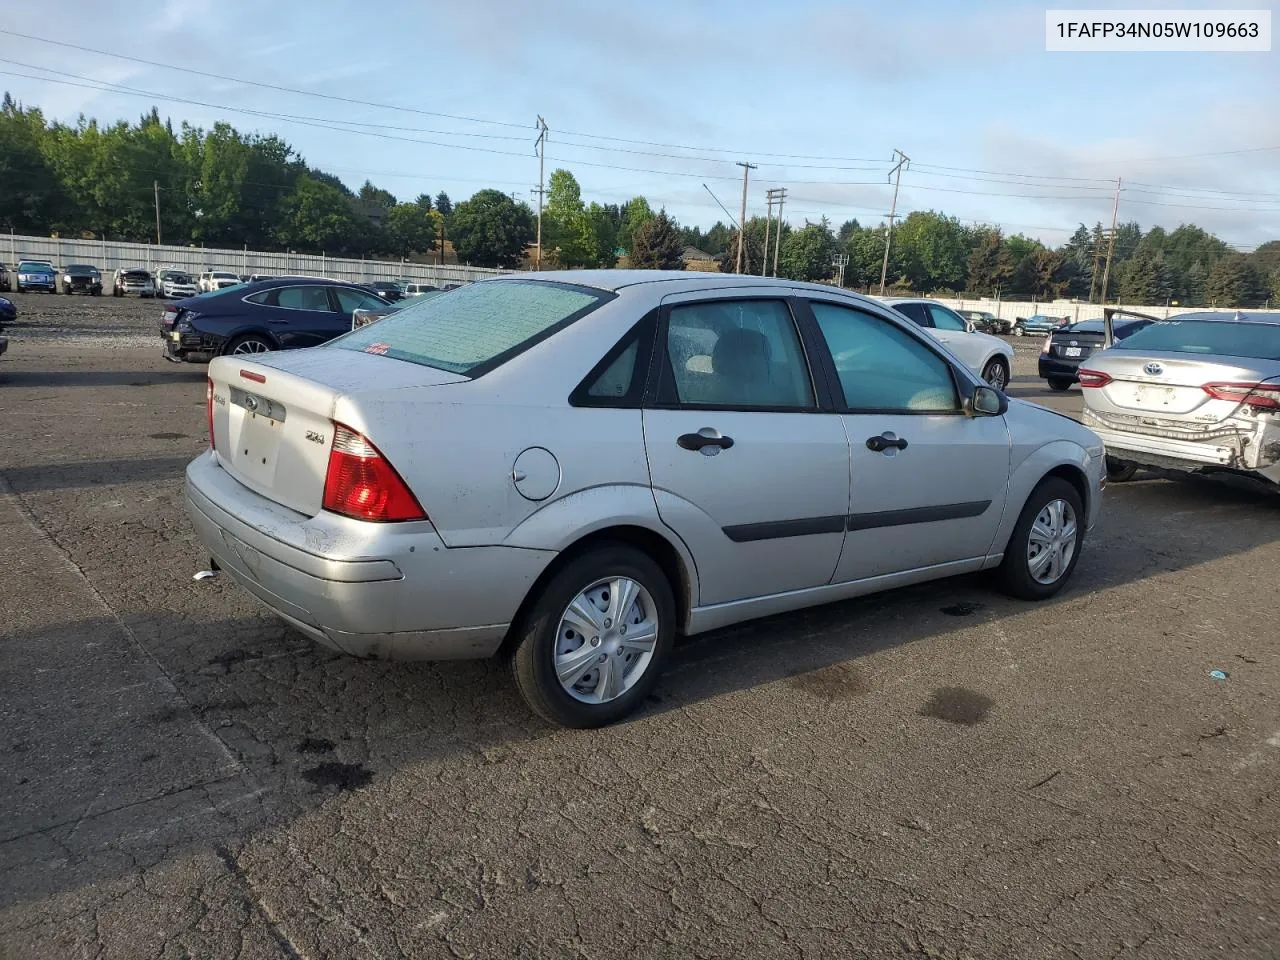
[1080,310,1280,485]
[186,271,1105,727]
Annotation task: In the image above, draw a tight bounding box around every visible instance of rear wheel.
[1047,377,1072,392]
[224,334,274,356]
[512,544,675,728]
[1012,324,1025,337]
[981,357,1010,390]
[1105,458,1138,482]
[997,477,1084,600]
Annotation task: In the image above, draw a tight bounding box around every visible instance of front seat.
[711,328,774,405]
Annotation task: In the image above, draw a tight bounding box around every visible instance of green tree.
[587,202,620,267]
[617,196,654,253]
[1206,254,1270,307]
[844,226,888,290]
[837,218,861,243]
[434,192,453,218]
[1117,249,1159,303]
[358,180,396,211]
[385,202,438,257]
[1012,248,1068,299]
[965,227,1012,295]
[703,221,732,256]
[275,176,366,253]
[543,169,597,268]
[630,210,683,269]
[778,219,837,282]
[1249,240,1280,280]
[717,216,782,275]
[894,211,968,291]
[449,189,534,268]
[1,99,69,234]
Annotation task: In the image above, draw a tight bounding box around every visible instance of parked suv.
[60,264,103,295]
[199,270,242,293]
[113,268,156,297]
[156,268,200,299]
[879,297,1014,390]
[16,259,58,293]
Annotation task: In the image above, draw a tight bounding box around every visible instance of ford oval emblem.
[1143,362,1164,376]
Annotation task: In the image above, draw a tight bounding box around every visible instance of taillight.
[1077,369,1112,388]
[322,424,426,522]
[163,308,179,328]
[1041,335,1053,356]
[1202,382,1280,410]
[206,377,215,449]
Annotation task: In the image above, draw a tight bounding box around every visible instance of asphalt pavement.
[1,292,1277,959]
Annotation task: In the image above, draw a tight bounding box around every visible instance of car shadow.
[2,457,198,493]
[0,369,207,388]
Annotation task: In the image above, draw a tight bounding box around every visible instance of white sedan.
[880,297,1014,390]
[186,272,1104,727]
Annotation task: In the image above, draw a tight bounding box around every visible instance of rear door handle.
[866,432,908,453]
[678,429,735,454]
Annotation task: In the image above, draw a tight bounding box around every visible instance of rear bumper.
[1038,356,1083,380]
[184,452,553,660]
[1089,423,1240,470]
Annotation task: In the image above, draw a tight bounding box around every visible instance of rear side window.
[893,302,931,327]
[662,299,814,409]
[277,286,332,311]
[926,304,967,331]
[331,280,612,376]
[334,288,389,313]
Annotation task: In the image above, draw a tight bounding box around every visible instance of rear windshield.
[1112,320,1280,360]
[331,280,611,375]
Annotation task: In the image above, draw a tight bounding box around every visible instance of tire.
[223,334,275,356]
[1047,378,1072,392]
[1012,324,1025,337]
[511,544,676,728]
[997,477,1085,601]
[981,356,1010,390]
[1105,458,1138,483]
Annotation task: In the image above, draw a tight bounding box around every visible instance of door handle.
[677,429,735,453]
[866,432,908,453]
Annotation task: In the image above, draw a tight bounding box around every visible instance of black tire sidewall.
[983,357,1009,388]
[1047,378,1072,391]
[1000,477,1085,600]
[513,545,676,728]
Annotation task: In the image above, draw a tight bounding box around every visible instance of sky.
[1,0,1277,250]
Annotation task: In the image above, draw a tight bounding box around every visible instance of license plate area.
[230,412,284,486]
[1129,384,1178,408]
[1064,346,1082,357]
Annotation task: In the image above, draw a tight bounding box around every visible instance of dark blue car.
[161,277,390,362]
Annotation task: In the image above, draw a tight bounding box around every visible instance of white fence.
[3,233,507,285]
[927,294,1280,323]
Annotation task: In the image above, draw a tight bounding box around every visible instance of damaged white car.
[1080,310,1280,485]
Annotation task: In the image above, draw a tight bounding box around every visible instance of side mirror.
[970,385,1006,417]
[965,320,976,333]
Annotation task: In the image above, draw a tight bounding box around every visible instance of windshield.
[18,262,53,273]
[331,280,611,375]
[67,265,97,275]
[212,272,238,280]
[1111,320,1280,361]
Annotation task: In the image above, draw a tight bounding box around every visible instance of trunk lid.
[1083,350,1280,423]
[1047,329,1105,362]
[207,349,466,516]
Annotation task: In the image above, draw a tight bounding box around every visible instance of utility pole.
[534,116,548,270]
[772,188,786,277]
[879,149,909,295]
[762,191,774,277]
[153,181,162,246]
[1098,177,1122,304]
[734,161,756,274]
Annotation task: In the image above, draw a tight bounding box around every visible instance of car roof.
[1168,310,1280,325]
[877,296,947,307]
[491,270,896,305]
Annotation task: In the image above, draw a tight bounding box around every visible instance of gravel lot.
[1,294,1277,959]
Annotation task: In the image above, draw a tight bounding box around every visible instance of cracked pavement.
[1,294,1278,958]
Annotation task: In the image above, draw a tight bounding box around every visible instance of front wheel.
[1105,458,1138,483]
[1046,378,1072,392]
[224,335,274,356]
[1012,324,1025,337]
[511,544,676,728]
[997,477,1085,601]
[981,357,1010,390]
